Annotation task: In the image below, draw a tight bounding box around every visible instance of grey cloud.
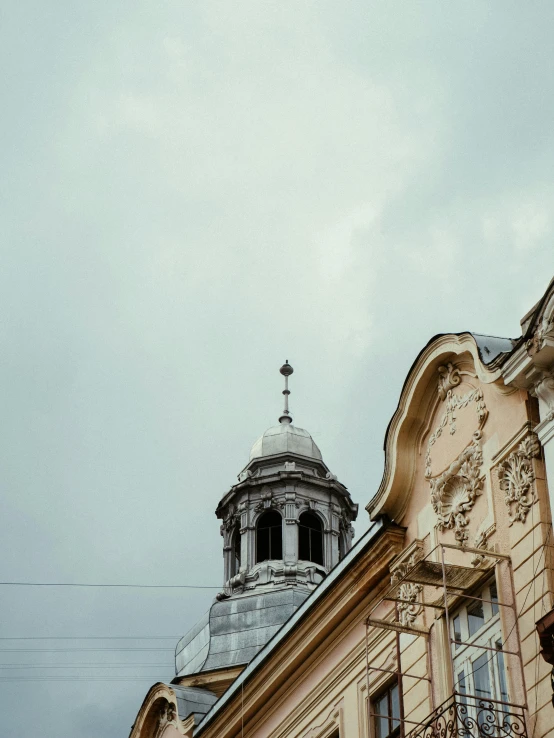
[1,2,553,735]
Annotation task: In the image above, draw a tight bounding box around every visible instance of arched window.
[231,526,241,576]
[256,510,282,562]
[298,512,323,565]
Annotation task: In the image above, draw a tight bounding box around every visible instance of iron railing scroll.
[407,694,527,738]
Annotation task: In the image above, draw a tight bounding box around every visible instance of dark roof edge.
[193,517,385,736]
[519,276,554,336]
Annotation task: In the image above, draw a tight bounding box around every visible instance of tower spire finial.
[279,360,294,424]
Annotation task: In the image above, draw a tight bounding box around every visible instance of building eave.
[193,516,399,736]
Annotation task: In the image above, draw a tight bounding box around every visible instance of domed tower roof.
[249,423,323,461]
[175,362,358,682]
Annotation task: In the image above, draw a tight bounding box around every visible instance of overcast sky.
[1,2,554,736]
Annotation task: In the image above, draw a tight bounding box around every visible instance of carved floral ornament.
[498,433,541,525]
[526,301,554,355]
[426,367,487,478]
[426,363,488,545]
[155,701,178,738]
[437,362,462,401]
[390,543,424,627]
[470,525,495,567]
[396,582,423,627]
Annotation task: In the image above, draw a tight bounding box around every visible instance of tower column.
[283,518,298,564]
[283,487,298,564]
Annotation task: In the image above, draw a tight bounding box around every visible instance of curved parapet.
[129,682,217,738]
[367,332,517,523]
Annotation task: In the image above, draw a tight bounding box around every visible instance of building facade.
[129,278,554,738]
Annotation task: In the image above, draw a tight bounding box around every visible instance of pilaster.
[502,291,554,524]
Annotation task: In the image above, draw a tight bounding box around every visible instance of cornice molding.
[173,666,244,699]
[216,470,355,519]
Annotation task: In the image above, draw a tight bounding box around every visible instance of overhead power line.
[0,648,175,653]
[0,664,172,669]
[0,677,171,682]
[0,582,219,589]
[0,636,179,640]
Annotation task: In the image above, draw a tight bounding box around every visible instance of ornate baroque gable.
[367,334,502,523]
[426,363,488,544]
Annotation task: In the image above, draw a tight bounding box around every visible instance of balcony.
[407,693,527,738]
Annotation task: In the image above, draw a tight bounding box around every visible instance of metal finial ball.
[280,361,294,377]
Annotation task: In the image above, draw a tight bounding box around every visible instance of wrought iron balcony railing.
[407,693,527,738]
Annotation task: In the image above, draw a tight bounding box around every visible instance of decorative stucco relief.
[527,306,554,355]
[498,433,541,525]
[536,312,554,348]
[390,540,424,583]
[254,487,274,511]
[429,433,484,545]
[438,362,462,401]
[155,701,178,738]
[534,369,554,423]
[222,508,239,532]
[390,541,424,626]
[426,380,487,478]
[396,582,423,627]
[426,364,488,544]
[470,524,495,567]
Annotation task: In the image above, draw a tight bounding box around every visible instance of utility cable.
[0,677,174,682]
[0,582,219,589]
[0,647,175,653]
[0,636,180,640]
[0,664,172,669]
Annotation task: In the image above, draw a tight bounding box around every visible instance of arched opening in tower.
[256,510,283,562]
[298,511,323,565]
[232,525,241,576]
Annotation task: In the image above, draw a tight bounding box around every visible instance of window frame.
[298,511,324,565]
[450,578,508,709]
[255,510,283,563]
[371,680,401,738]
[231,525,241,577]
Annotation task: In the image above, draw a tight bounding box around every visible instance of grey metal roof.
[470,333,516,365]
[194,518,385,736]
[176,588,310,676]
[171,684,218,724]
[249,423,323,461]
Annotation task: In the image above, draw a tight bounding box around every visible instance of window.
[451,579,508,711]
[231,526,241,577]
[453,614,462,648]
[298,512,323,565]
[494,639,509,705]
[458,669,467,706]
[373,682,401,738]
[467,601,485,638]
[256,510,282,562]
[472,653,492,700]
[490,582,499,616]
